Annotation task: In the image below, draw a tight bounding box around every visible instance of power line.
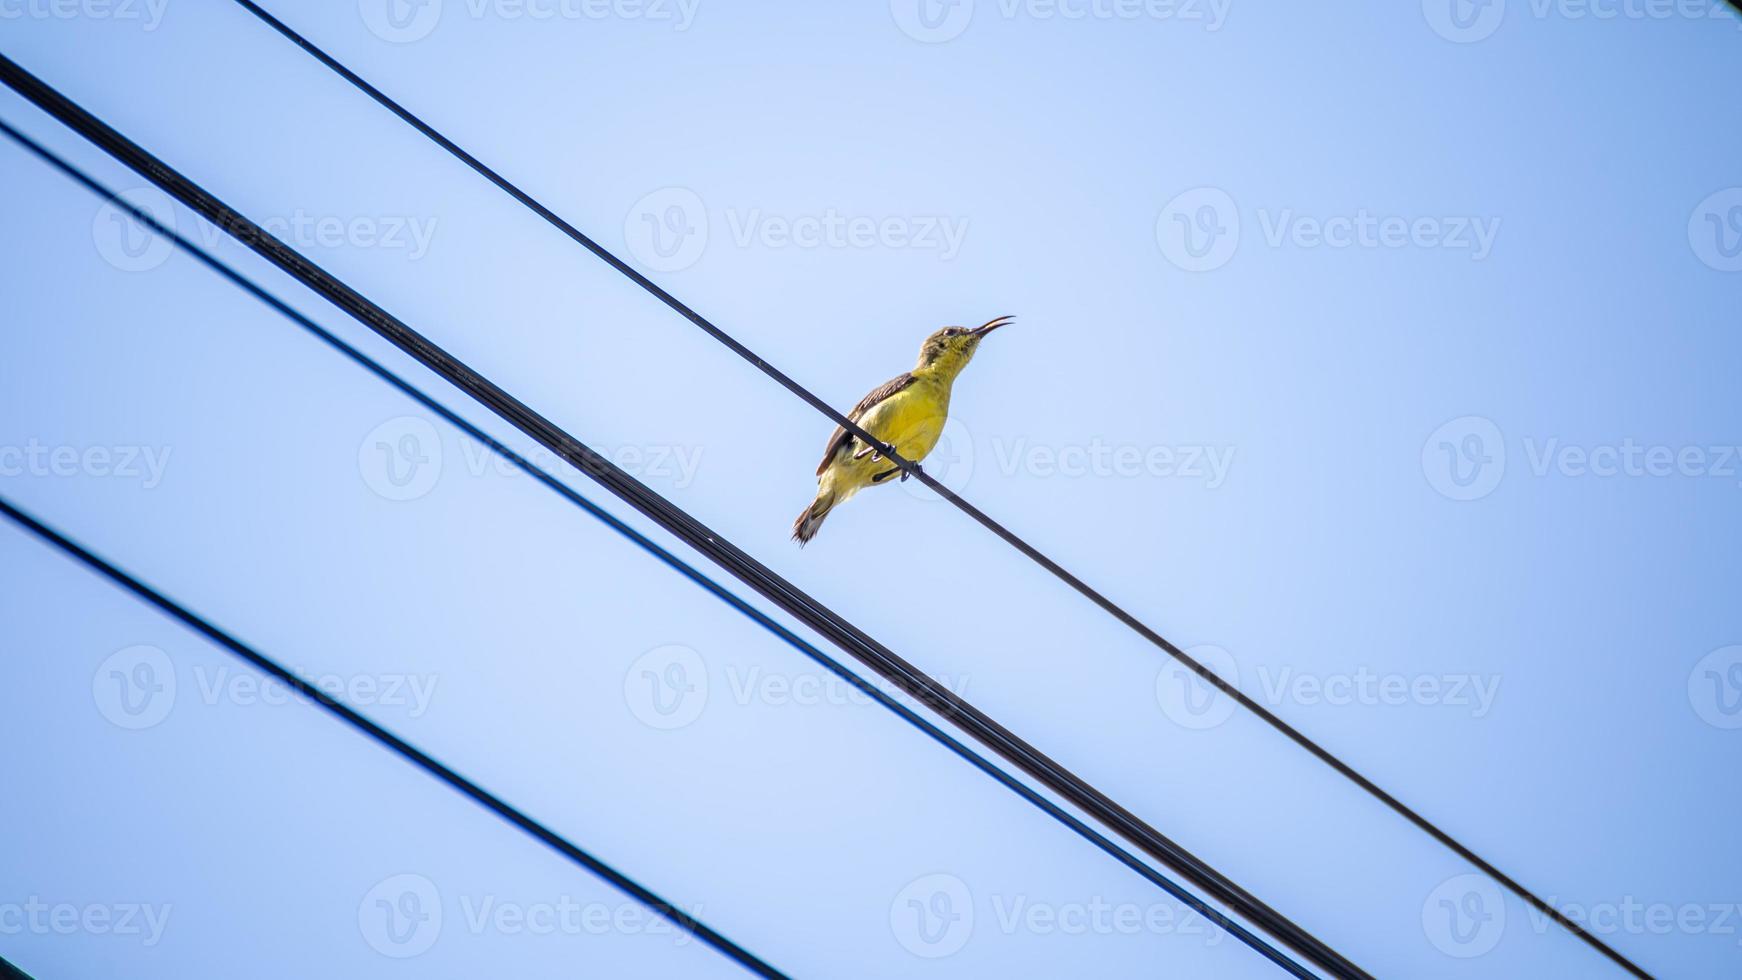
[217,6,1652,976]
[0,74,1337,980]
[0,113,1317,979]
[0,496,789,980]
[0,56,1365,979]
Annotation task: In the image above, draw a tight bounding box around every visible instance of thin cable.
[0,57,1364,979]
[0,115,1316,979]
[0,496,787,980]
[219,6,1654,976]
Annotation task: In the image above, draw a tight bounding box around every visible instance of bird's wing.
[815,372,916,476]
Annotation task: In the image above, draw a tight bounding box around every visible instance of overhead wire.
[0,113,1324,978]
[218,6,1655,976]
[0,51,1364,978]
[0,493,790,980]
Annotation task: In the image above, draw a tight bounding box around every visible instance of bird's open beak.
[972,315,1015,337]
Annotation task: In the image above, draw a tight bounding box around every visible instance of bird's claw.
[853,440,902,464]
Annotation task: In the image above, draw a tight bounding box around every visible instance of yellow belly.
[864,382,947,459]
[821,380,950,500]
[863,382,948,461]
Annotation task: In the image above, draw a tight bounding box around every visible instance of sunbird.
[792,315,1014,545]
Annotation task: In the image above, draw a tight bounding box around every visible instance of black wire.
[0,53,1366,980]
[218,5,1657,977]
[0,114,1316,979]
[0,496,789,980]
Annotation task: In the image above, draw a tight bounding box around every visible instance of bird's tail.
[791,490,836,546]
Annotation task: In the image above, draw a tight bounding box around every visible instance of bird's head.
[915,315,1014,377]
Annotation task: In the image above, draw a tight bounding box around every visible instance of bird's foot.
[852,440,902,464]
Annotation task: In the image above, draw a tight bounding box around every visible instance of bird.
[792,315,1014,545]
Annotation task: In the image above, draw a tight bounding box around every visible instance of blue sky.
[1,2,1739,977]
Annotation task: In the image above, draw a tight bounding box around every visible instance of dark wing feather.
[815,372,916,476]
